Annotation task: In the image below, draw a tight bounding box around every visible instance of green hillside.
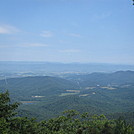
[0,71,134,121]
[1,91,134,134]
[66,70,134,87]
[0,76,79,101]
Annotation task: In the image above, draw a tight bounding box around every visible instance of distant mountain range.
[0,61,134,73]
[66,70,134,87]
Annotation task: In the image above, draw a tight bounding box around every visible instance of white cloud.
[40,31,53,38]
[0,43,48,48]
[59,49,80,53]
[59,40,69,44]
[20,43,48,47]
[69,33,81,37]
[0,25,19,34]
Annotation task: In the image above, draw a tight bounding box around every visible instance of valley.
[0,70,134,123]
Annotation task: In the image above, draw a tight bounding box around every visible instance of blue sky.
[0,0,134,64]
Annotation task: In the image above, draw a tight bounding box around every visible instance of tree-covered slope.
[0,76,79,100]
[67,70,134,87]
[0,91,134,134]
[0,71,134,121]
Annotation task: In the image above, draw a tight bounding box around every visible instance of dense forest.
[0,71,134,133]
[0,91,134,134]
[0,71,134,123]
[0,71,134,122]
[0,0,134,133]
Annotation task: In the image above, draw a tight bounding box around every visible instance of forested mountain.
[0,76,79,100]
[66,70,134,87]
[0,71,134,122]
[1,92,134,134]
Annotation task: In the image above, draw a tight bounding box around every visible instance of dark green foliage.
[114,118,133,134]
[107,112,134,125]
[0,76,79,101]
[1,71,134,121]
[0,91,19,120]
[0,117,10,133]
[9,117,41,134]
[0,91,134,134]
[0,70,134,133]
[38,111,134,134]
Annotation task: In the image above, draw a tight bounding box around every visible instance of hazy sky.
[0,0,133,64]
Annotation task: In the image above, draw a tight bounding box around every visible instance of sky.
[0,0,134,64]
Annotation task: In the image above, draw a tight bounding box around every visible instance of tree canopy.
[0,91,134,134]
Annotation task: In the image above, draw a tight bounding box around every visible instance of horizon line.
[0,60,134,65]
